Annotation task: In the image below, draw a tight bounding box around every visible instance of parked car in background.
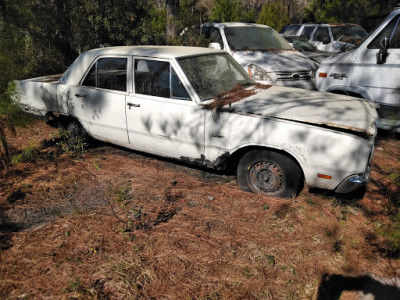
[282,34,334,63]
[280,24,302,35]
[282,23,368,52]
[202,22,318,89]
[316,4,400,132]
[14,46,377,198]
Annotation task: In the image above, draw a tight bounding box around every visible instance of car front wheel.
[237,150,303,198]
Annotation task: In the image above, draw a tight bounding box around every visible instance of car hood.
[229,86,377,136]
[231,50,317,72]
[302,50,334,63]
[320,48,356,65]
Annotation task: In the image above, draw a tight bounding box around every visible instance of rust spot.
[203,83,271,113]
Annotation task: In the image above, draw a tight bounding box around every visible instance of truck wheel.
[237,150,302,198]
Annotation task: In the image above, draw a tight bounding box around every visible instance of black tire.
[66,119,87,139]
[237,150,303,198]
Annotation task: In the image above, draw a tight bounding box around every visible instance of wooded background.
[0,0,398,104]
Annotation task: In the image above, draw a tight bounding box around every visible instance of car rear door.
[69,56,130,144]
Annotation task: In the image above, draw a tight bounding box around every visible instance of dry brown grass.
[0,120,399,299]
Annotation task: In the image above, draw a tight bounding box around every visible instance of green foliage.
[262,203,270,210]
[0,83,20,124]
[210,0,251,22]
[0,82,33,163]
[10,143,40,165]
[144,5,167,45]
[380,210,400,256]
[114,186,133,208]
[257,2,290,32]
[55,129,88,159]
[2,0,155,68]
[305,0,398,23]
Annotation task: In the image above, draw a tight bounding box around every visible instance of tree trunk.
[0,118,10,163]
[166,0,179,44]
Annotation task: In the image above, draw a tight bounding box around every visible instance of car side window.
[313,27,330,43]
[134,59,190,100]
[82,57,127,91]
[368,16,400,49]
[300,26,316,40]
[210,28,224,49]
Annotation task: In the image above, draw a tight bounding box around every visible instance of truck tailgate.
[15,74,68,116]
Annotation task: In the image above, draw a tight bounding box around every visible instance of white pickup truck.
[316,4,400,132]
[15,46,377,198]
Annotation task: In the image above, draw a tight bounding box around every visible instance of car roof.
[83,45,225,59]
[212,22,272,29]
[61,46,226,85]
[285,23,364,27]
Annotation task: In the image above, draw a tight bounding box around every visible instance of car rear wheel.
[65,119,87,139]
[237,150,303,198]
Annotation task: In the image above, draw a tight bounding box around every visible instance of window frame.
[300,25,317,40]
[368,16,399,49]
[80,55,131,93]
[312,26,331,43]
[133,57,191,101]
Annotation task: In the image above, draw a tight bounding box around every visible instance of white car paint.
[293,23,367,53]
[14,46,377,197]
[204,22,318,89]
[316,5,400,132]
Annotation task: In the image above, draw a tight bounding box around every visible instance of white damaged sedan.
[15,46,377,198]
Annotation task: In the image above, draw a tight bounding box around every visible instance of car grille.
[378,103,400,120]
[275,70,312,81]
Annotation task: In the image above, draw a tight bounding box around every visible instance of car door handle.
[75,94,86,98]
[127,102,140,109]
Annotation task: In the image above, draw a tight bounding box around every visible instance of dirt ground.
[0,119,399,299]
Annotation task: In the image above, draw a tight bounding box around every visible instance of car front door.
[352,14,400,108]
[126,58,205,160]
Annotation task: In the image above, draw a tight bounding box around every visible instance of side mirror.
[380,36,390,50]
[208,42,221,50]
[377,36,390,64]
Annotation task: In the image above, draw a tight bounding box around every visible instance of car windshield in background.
[285,36,316,51]
[224,26,293,51]
[281,24,301,35]
[331,25,368,41]
[178,53,254,101]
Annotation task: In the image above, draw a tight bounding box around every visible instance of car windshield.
[178,53,254,101]
[285,36,316,51]
[224,26,293,51]
[331,25,367,42]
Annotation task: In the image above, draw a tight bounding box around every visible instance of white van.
[203,22,318,90]
[316,4,400,132]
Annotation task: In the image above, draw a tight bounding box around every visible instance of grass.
[10,143,40,165]
[54,129,88,159]
[0,120,400,299]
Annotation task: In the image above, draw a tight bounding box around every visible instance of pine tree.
[210,0,244,22]
[257,2,290,32]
